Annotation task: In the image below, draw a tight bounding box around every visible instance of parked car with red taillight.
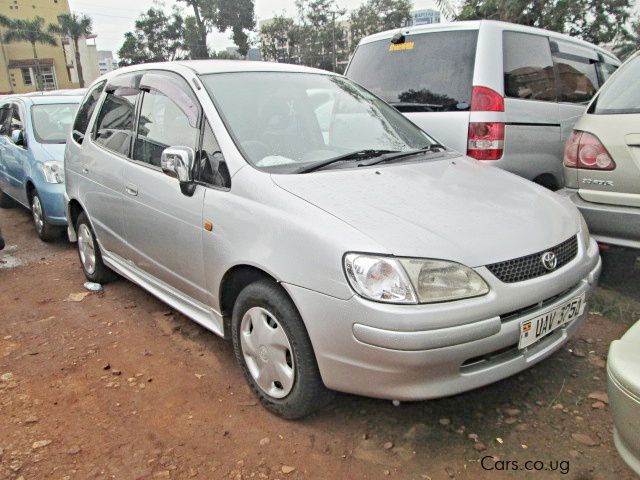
[345,20,620,190]
[558,51,640,278]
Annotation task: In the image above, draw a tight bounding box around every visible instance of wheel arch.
[219,264,280,337]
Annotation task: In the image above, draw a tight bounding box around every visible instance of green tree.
[1,16,57,90]
[48,13,92,88]
[349,0,412,47]
[177,0,256,58]
[456,0,632,45]
[118,6,185,66]
[260,15,300,63]
[615,17,640,60]
[296,0,348,72]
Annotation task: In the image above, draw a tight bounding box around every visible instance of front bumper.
[284,237,601,401]
[36,181,66,226]
[607,321,640,476]
[558,188,640,250]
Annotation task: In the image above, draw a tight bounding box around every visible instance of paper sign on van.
[389,42,415,52]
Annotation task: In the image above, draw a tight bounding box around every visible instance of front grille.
[486,236,578,283]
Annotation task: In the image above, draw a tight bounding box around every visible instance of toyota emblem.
[541,251,558,271]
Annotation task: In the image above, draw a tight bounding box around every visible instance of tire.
[30,190,62,242]
[231,279,333,419]
[0,187,16,208]
[601,248,638,285]
[75,211,117,283]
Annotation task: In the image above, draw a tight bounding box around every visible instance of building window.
[21,68,32,86]
[39,66,57,90]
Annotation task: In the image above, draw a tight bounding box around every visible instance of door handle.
[82,167,89,174]
[125,183,138,196]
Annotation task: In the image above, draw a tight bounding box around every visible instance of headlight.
[344,253,489,304]
[344,254,417,303]
[42,161,64,184]
[579,214,590,247]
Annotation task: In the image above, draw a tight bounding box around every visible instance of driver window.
[133,89,200,167]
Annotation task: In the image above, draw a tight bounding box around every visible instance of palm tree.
[1,16,57,90]
[49,13,93,88]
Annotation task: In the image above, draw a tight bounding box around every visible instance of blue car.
[0,91,82,241]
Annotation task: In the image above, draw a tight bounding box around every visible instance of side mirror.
[160,146,196,196]
[11,129,24,146]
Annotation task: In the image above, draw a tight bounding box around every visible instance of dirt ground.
[1,206,639,480]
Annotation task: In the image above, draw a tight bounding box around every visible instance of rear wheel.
[76,212,117,283]
[30,191,62,242]
[231,279,333,419]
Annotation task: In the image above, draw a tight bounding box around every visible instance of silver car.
[346,20,620,190]
[558,51,640,278]
[65,61,601,418]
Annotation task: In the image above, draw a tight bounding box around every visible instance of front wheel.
[31,191,62,242]
[231,279,333,419]
[76,212,117,284]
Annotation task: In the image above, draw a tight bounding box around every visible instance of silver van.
[65,61,600,418]
[346,20,620,190]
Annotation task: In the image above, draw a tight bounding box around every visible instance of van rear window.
[346,30,478,112]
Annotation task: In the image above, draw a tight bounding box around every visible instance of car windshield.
[592,55,640,115]
[31,103,79,144]
[200,72,436,173]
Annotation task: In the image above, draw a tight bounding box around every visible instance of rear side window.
[503,31,556,102]
[93,86,138,157]
[346,30,478,112]
[592,56,640,114]
[72,80,105,144]
[552,41,598,104]
[598,62,618,83]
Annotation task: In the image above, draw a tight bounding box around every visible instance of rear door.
[83,74,139,257]
[501,30,561,185]
[577,56,640,205]
[552,39,601,148]
[345,28,478,153]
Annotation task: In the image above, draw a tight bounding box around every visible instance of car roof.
[358,20,618,62]
[96,60,338,83]
[1,89,85,106]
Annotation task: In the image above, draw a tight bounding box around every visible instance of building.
[97,50,118,75]
[409,9,441,26]
[0,0,96,93]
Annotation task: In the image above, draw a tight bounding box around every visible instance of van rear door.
[345,29,478,153]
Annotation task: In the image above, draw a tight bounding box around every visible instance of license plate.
[518,293,586,349]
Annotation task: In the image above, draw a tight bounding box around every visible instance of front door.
[121,71,208,303]
[2,103,29,204]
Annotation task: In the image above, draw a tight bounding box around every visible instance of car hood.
[37,143,66,162]
[271,156,579,267]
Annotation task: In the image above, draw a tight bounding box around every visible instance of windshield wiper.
[359,144,446,167]
[297,149,399,173]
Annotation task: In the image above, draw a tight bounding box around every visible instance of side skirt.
[102,249,225,338]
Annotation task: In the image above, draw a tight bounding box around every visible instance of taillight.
[468,87,505,160]
[563,131,616,170]
[470,86,504,112]
[467,122,504,160]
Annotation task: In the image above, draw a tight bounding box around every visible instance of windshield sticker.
[389,42,415,52]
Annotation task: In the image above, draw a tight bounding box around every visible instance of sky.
[67,0,439,57]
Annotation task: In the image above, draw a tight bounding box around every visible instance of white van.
[346,20,620,189]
